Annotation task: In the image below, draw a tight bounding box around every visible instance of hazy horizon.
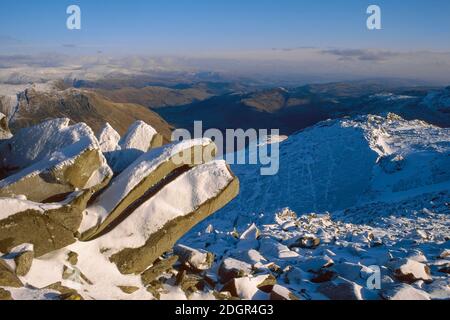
[1,0,450,84]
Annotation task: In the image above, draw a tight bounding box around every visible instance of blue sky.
[1,0,450,54]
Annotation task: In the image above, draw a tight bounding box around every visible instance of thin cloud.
[322,49,399,62]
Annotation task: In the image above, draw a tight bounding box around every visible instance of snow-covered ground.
[180,114,450,300]
[1,113,448,300]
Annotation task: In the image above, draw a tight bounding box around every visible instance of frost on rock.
[390,259,433,284]
[0,116,242,300]
[204,114,450,227]
[174,244,214,272]
[0,119,112,202]
[381,283,431,300]
[96,123,121,154]
[80,138,217,239]
[110,121,164,173]
[0,192,92,257]
[1,118,80,173]
[103,160,238,274]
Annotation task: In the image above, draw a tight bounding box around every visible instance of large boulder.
[174,244,214,272]
[380,283,431,300]
[221,274,275,299]
[2,243,35,277]
[270,284,300,300]
[79,138,217,240]
[0,191,92,257]
[96,123,121,154]
[0,119,112,202]
[218,258,253,284]
[1,118,82,173]
[389,258,433,284]
[317,277,363,300]
[110,121,164,173]
[0,258,23,288]
[93,160,239,274]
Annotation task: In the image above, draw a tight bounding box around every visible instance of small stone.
[141,256,178,286]
[290,235,320,249]
[221,275,274,299]
[275,208,297,224]
[256,274,277,293]
[270,284,300,300]
[213,291,234,300]
[146,280,166,300]
[332,262,363,281]
[59,293,84,300]
[62,265,93,285]
[44,282,81,296]
[300,256,334,273]
[415,230,428,240]
[174,245,214,271]
[175,270,205,296]
[240,224,260,240]
[67,251,79,266]
[311,270,338,283]
[438,249,450,259]
[218,258,252,283]
[0,288,13,300]
[14,251,34,277]
[118,286,140,294]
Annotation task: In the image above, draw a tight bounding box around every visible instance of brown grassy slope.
[96,86,212,109]
[10,89,173,141]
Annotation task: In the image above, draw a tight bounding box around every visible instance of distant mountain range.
[154,82,450,135]
[0,81,173,141]
[1,78,449,142]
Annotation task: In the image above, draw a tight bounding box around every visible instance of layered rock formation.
[0,118,239,300]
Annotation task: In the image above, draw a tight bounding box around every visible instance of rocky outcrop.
[0,118,239,299]
[0,191,91,256]
[80,138,217,240]
[0,118,112,202]
[110,121,164,174]
[105,160,238,274]
[96,123,121,154]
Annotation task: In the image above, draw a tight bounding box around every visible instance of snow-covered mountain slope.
[181,114,450,300]
[422,86,450,114]
[204,114,450,222]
